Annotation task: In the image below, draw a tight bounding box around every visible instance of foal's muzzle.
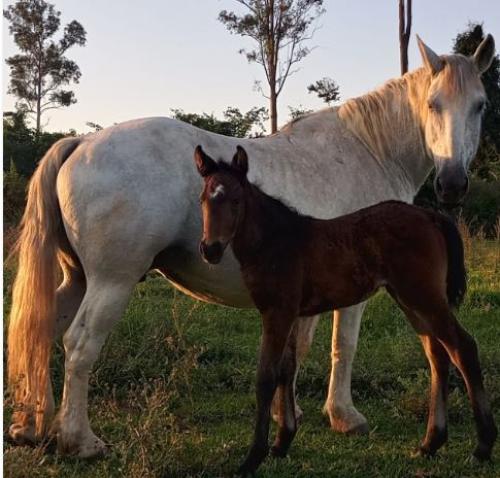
[199,240,225,264]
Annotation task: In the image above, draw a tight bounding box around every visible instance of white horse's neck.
[338,67,434,196]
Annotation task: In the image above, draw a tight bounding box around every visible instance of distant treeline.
[3,104,499,235]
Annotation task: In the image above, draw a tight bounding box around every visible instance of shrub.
[415,175,500,237]
[3,160,27,227]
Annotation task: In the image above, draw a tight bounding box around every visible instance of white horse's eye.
[475,101,486,114]
[428,100,441,113]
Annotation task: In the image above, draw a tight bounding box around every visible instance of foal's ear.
[194,145,218,177]
[232,145,249,178]
[416,35,444,75]
[473,34,495,74]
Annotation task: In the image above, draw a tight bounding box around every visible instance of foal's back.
[301,201,450,314]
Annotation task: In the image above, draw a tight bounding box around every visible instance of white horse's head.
[417,34,495,206]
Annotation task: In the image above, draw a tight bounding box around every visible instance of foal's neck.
[232,182,309,261]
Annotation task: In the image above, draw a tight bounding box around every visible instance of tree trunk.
[268,0,278,134]
[270,88,278,134]
[36,100,41,134]
[399,0,412,75]
[36,55,42,134]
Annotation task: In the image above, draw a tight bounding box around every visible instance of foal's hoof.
[411,445,437,459]
[472,444,493,462]
[237,446,269,477]
[270,444,288,458]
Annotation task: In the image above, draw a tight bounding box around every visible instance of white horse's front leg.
[324,302,368,434]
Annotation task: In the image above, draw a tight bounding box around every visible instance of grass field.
[3,235,500,477]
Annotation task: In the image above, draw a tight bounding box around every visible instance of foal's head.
[194,145,249,264]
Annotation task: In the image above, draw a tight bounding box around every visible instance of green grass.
[3,239,500,477]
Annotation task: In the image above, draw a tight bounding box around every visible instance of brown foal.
[194,145,497,475]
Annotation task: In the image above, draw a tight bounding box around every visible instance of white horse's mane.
[337,55,479,164]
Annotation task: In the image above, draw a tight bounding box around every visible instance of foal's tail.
[8,137,81,439]
[438,214,467,309]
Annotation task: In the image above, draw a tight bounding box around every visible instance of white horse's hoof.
[8,422,37,446]
[57,431,109,458]
[323,404,369,435]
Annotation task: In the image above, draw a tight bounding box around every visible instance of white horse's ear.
[416,35,444,75]
[473,34,495,74]
[194,145,217,177]
[232,145,248,177]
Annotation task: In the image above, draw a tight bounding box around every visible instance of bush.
[461,180,500,235]
[3,160,27,227]
[415,174,500,237]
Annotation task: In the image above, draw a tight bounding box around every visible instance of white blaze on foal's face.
[210,184,225,200]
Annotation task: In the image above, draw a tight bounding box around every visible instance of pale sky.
[2,0,500,134]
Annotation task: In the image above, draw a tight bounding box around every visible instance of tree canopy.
[453,23,500,180]
[4,0,87,132]
[219,0,325,133]
[307,77,340,105]
[172,106,268,138]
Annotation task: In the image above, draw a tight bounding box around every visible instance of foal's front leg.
[271,324,299,458]
[238,310,297,476]
[271,314,319,426]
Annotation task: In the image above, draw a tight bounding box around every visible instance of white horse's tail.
[8,137,81,439]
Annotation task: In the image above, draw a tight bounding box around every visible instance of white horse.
[8,36,495,457]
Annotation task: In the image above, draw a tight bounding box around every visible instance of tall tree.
[453,23,500,180]
[307,77,340,105]
[219,0,325,134]
[4,0,86,133]
[398,0,412,75]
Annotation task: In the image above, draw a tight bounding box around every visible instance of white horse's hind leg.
[55,267,86,337]
[324,303,369,434]
[53,278,135,457]
[8,267,86,445]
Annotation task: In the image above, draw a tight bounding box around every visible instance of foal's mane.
[337,55,478,164]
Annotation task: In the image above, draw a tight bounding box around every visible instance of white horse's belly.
[152,244,253,308]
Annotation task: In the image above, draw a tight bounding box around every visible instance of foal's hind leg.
[52,276,137,457]
[418,335,450,456]
[435,317,498,460]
